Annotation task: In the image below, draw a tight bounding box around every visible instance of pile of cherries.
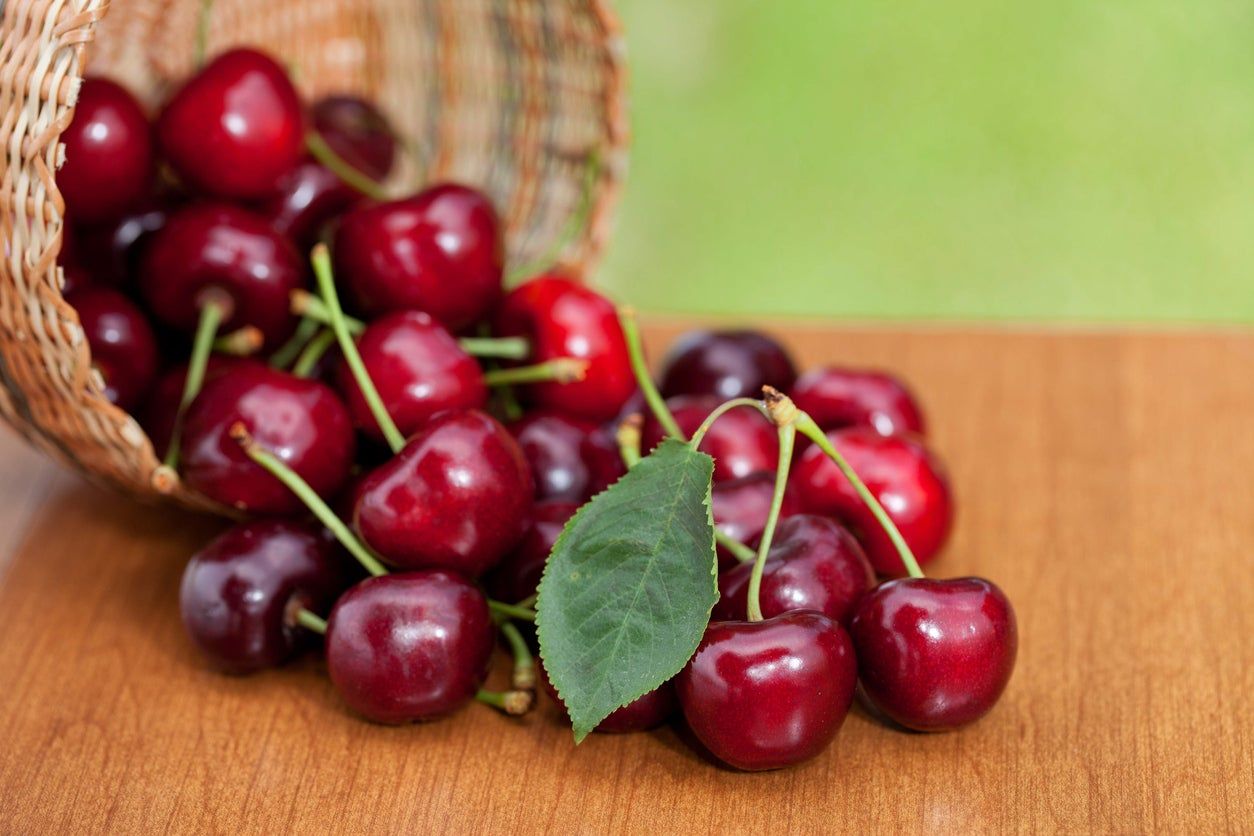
[57,46,1017,773]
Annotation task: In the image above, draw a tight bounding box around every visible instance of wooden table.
[0,326,1250,834]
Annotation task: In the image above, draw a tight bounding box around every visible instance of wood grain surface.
[0,326,1250,834]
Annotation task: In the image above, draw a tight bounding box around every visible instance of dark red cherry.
[311,95,397,180]
[850,577,1017,731]
[334,310,487,442]
[157,48,304,199]
[677,612,857,771]
[581,421,628,496]
[326,571,495,724]
[179,520,349,673]
[793,366,925,437]
[60,77,153,224]
[180,365,355,513]
[715,515,874,625]
[333,184,503,329]
[258,159,360,252]
[790,427,953,575]
[711,472,801,570]
[493,275,635,422]
[353,410,532,576]
[642,395,777,482]
[508,411,601,502]
[66,287,158,411]
[76,197,174,288]
[659,329,796,400]
[483,500,578,603]
[539,665,676,734]
[140,203,304,348]
[140,357,263,455]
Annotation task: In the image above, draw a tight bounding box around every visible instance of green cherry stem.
[295,608,328,635]
[195,0,214,68]
[231,422,390,578]
[476,688,535,716]
[616,413,643,469]
[305,131,389,201]
[310,243,406,454]
[498,621,537,691]
[488,600,537,622]
[456,336,531,360]
[290,290,365,334]
[291,328,337,378]
[481,358,588,388]
[618,306,683,439]
[515,593,537,609]
[688,397,770,449]
[269,315,322,369]
[746,421,796,622]
[212,325,263,356]
[164,292,232,468]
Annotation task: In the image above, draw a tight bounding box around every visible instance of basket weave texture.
[0,0,627,509]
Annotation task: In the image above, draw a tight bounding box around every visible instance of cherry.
[66,287,158,411]
[333,184,503,329]
[850,577,1017,731]
[581,421,629,496]
[508,411,602,502]
[140,203,304,349]
[677,611,857,771]
[326,571,495,724]
[140,357,262,455]
[791,427,953,575]
[642,395,778,482]
[484,500,578,603]
[793,367,925,437]
[59,77,153,224]
[333,310,487,442]
[180,365,355,513]
[711,472,801,570]
[76,197,174,288]
[353,409,532,576]
[311,95,397,180]
[659,330,796,401]
[540,666,676,734]
[179,520,348,673]
[715,515,873,625]
[258,159,360,252]
[157,48,304,200]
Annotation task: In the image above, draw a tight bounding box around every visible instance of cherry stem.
[212,326,263,356]
[481,358,588,387]
[163,296,228,468]
[195,0,214,68]
[498,621,536,691]
[305,131,389,201]
[291,328,337,378]
[291,290,365,335]
[295,608,327,635]
[689,397,771,449]
[793,409,925,579]
[476,688,535,716]
[232,423,390,578]
[747,421,796,622]
[618,306,683,439]
[505,148,601,284]
[456,336,531,360]
[488,601,536,622]
[616,413,643,468]
[269,316,321,369]
[310,244,406,454]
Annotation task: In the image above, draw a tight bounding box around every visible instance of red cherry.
[508,411,602,503]
[677,612,857,771]
[59,77,153,224]
[353,410,532,577]
[334,310,487,442]
[333,184,503,329]
[258,159,360,252]
[311,95,397,180]
[849,577,1017,731]
[484,500,578,603]
[539,665,676,734]
[66,287,158,411]
[642,395,778,482]
[76,197,175,288]
[140,203,304,348]
[659,330,796,400]
[140,357,263,455]
[790,427,953,575]
[581,421,629,496]
[793,367,925,437]
[711,472,801,570]
[715,515,874,625]
[326,571,495,724]
[180,365,355,513]
[492,275,635,422]
[179,520,349,673]
[157,48,304,199]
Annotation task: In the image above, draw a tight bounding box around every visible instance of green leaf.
[535,438,717,742]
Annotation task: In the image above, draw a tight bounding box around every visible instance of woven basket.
[0,0,627,510]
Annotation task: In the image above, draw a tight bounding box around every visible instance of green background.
[598,0,1254,323]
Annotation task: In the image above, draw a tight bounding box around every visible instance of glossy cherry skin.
[180,366,355,514]
[791,427,953,576]
[353,410,533,576]
[326,571,495,724]
[492,275,635,422]
[60,77,153,224]
[540,666,677,734]
[711,472,801,570]
[659,330,797,401]
[677,612,857,771]
[508,411,602,503]
[311,95,397,180]
[140,357,263,455]
[642,395,778,483]
[334,310,487,442]
[581,422,629,496]
[483,500,578,603]
[715,515,874,625]
[179,520,349,673]
[259,159,360,252]
[66,287,158,411]
[334,184,503,329]
[850,577,1017,731]
[140,203,304,348]
[157,48,304,199]
[77,198,174,288]
[793,367,926,437]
